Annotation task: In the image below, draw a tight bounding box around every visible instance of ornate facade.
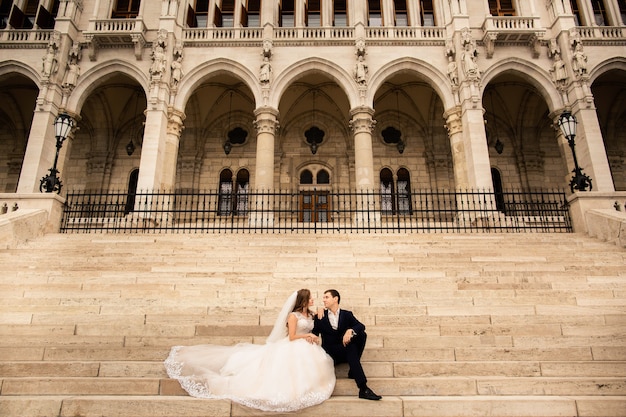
[0,0,625,231]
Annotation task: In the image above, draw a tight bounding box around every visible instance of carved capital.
[349,107,376,134]
[253,107,280,135]
[444,107,463,135]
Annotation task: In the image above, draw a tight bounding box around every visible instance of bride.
[164,289,336,412]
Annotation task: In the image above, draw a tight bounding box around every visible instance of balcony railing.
[365,26,445,40]
[0,29,53,44]
[60,188,571,234]
[578,26,625,40]
[184,27,263,41]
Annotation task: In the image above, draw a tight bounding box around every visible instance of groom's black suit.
[313,309,368,389]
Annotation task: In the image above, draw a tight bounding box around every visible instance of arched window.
[300,170,313,184]
[235,169,249,215]
[397,168,411,214]
[317,169,330,184]
[218,169,233,215]
[380,168,394,214]
[491,167,505,213]
[619,0,626,24]
[124,169,139,215]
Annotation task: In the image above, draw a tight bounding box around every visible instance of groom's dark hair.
[325,289,340,304]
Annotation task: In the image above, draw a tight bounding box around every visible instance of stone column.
[136,106,170,192]
[445,105,492,190]
[349,106,376,191]
[553,107,614,192]
[251,107,279,227]
[349,106,379,226]
[17,110,67,193]
[253,107,279,190]
[162,109,185,191]
[444,107,467,189]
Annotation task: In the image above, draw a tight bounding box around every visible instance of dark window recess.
[488,0,515,16]
[111,0,141,18]
[420,0,435,25]
[280,0,295,27]
[300,170,313,184]
[0,0,12,29]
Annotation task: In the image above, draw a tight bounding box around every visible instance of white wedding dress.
[164,294,336,412]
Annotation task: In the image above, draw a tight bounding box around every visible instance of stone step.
[2,360,624,379]
[1,395,625,417]
[2,376,625,397]
[1,232,624,417]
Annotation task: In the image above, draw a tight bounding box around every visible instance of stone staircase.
[0,232,625,417]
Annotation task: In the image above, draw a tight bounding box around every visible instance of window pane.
[369,13,382,26]
[222,13,234,26]
[334,13,347,26]
[308,12,321,26]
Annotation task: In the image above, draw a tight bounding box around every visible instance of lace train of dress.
[164,312,336,412]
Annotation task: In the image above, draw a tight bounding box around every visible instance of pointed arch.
[480,58,563,114]
[65,60,149,114]
[0,60,42,86]
[269,57,356,109]
[174,58,261,110]
[366,57,455,110]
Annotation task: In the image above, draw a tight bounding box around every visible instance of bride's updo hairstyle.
[292,289,311,314]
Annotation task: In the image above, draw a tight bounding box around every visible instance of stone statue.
[572,43,587,77]
[354,55,368,85]
[260,56,272,84]
[41,44,58,78]
[447,55,458,86]
[550,52,568,85]
[461,41,480,79]
[62,42,82,89]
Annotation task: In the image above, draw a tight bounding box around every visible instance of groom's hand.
[342,329,354,346]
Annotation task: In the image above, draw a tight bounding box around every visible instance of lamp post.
[557,110,592,193]
[39,113,74,194]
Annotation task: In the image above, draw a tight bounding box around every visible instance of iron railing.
[60,188,572,233]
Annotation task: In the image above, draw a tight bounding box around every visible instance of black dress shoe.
[359,387,382,400]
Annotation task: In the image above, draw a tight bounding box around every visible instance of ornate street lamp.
[39,113,74,194]
[558,110,592,192]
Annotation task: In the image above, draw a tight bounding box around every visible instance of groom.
[313,289,382,401]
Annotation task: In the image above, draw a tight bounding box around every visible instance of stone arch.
[0,60,41,87]
[366,57,455,111]
[66,60,149,114]
[588,56,626,83]
[174,58,261,111]
[269,58,356,110]
[480,58,563,113]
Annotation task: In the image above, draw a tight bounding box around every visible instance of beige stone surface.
[0,397,63,417]
[0,362,99,377]
[401,396,578,416]
[575,397,626,416]
[1,233,625,416]
[59,397,232,417]
[2,377,160,395]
